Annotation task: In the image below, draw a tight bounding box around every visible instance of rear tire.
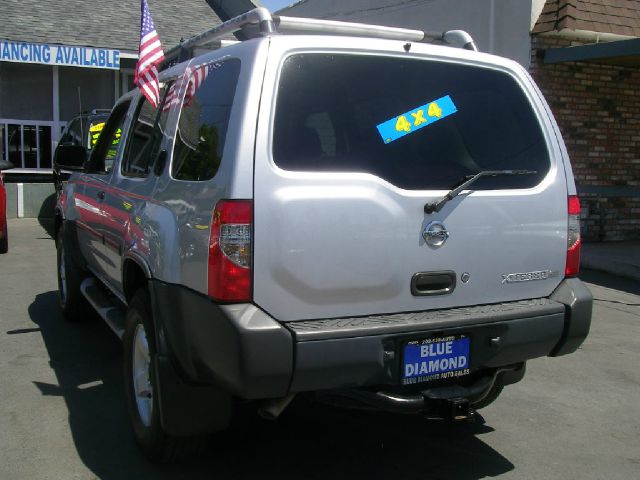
[0,234,7,254]
[123,289,207,462]
[56,226,90,321]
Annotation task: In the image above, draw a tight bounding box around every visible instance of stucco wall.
[281,0,534,67]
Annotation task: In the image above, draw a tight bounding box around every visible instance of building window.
[3,123,53,169]
[59,67,115,122]
[0,63,53,121]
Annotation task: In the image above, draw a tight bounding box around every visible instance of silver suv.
[54,8,592,462]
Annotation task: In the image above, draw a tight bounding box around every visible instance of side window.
[87,102,128,174]
[172,59,240,181]
[59,118,82,146]
[121,85,169,177]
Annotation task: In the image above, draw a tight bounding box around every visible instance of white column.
[17,183,24,218]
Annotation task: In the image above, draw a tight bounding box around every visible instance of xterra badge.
[501,270,558,284]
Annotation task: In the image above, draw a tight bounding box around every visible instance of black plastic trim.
[286,297,563,341]
[149,280,293,399]
[154,355,231,436]
[145,278,590,399]
[548,278,593,356]
[290,313,564,392]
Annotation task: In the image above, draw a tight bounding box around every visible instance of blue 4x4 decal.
[376,95,458,144]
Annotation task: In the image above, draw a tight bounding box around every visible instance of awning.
[544,38,640,67]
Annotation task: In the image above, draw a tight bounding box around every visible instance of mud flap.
[154,355,231,437]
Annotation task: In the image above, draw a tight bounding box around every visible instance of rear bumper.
[150,278,592,399]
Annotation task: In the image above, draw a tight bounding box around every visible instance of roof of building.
[1,0,225,53]
[533,0,640,37]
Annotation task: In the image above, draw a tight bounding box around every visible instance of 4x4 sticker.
[376,95,457,144]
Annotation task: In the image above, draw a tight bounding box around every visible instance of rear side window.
[172,58,241,181]
[273,54,550,190]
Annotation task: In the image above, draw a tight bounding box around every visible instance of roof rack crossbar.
[163,7,275,64]
[163,7,477,66]
[273,15,427,42]
[273,16,477,51]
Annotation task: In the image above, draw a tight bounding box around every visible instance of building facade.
[0,0,223,216]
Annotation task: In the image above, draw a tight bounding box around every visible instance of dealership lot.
[1,218,639,479]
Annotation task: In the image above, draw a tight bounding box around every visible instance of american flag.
[163,60,223,112]
[134,0,165,108]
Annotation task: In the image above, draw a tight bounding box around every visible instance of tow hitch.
[423,397,473,421]
[450,398,472,420]
[315,365,524,418]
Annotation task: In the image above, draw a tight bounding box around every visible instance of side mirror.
[54,144,87,171]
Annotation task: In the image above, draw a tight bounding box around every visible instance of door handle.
[411,271,456,296]
[97,191,105,200]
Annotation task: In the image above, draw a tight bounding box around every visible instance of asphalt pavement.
[0,218,639,480]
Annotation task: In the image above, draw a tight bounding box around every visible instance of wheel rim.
[59,246,68,304]
[132,323,153,427]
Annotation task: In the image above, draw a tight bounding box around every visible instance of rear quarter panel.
[148,39,268,294]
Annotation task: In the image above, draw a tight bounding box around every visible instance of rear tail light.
[565,195,581,277]
[208,200,252,302]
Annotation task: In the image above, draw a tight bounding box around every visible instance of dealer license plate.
[402,334,471,385]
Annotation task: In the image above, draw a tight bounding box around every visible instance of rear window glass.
[273,54,550,190]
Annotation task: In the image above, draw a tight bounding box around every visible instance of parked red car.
[0,160,14,253]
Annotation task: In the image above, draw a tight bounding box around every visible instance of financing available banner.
[0,39,120,70]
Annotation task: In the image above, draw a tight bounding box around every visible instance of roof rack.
[162,7,477,66]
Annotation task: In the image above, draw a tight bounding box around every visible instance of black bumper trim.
[549,278,593,356]
[150,280,293,399]
[285,297,564,341]
[149,278,591,399]
[290,312,564,392]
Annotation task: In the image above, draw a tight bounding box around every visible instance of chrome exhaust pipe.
[258,393,296,420]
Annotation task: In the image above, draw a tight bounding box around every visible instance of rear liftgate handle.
[411,271,456,296]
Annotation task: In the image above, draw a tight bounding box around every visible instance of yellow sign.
[88,122,121,149]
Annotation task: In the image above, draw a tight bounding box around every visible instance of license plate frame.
[401,334,471,385]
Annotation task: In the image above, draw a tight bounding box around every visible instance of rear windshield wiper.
[424,169,537,214]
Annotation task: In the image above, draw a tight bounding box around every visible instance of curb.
[581,255,640,282]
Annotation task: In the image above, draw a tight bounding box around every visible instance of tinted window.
[172,59,240,181]
[59,115,108,150]
[121,86,168,177]
[87,116,110,150]
[59,118,82,146]
[274,54,550,190]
